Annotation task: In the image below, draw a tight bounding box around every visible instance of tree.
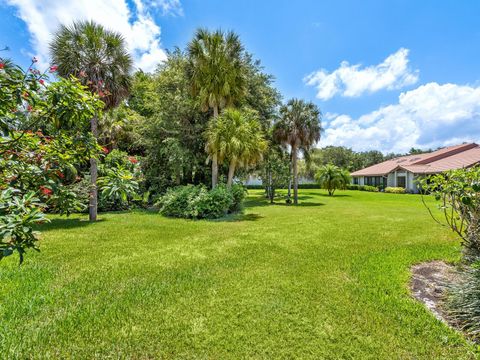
[260,146,290,203]
[187,28,246,188]
[315,164,350,196]
[205,108,267,188]
[50,20,133,221]
[0,56,102,263]
[274,99,322,204]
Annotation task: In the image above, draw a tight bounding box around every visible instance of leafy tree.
[205,108,267,188]
[260,146,290,203]
[274,99,322,204]
[50,20,133,221]
[0,56,101,263]
[315,164,350,196]
[187,28,246,188]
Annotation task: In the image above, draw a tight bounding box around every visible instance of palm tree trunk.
[287,150,292,202]
[211,105,219,189]
[292,146,298,205]
[227,160,236,188]
[89,113,98,222]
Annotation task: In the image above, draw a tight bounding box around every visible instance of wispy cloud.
[3,0,181,72]
[305,48,419,101]
[322,82,480,153]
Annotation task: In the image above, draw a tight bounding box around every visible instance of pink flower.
[49,65,58,72]
[79,70,86,78]
[39,79,45,85]
[128,156,138,164]
[32,56,38,63]
[102,147,109,154]
[39,186,53,196]
[27,105,33,112]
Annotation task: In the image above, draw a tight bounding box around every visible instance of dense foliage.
[0,56,102,262]
[157,184,246,219]
[419,168,480,261]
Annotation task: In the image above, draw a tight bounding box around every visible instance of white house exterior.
[351,143,480,193]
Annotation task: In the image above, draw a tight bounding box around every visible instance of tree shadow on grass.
[38,217,107,232]
[208,213,264,223]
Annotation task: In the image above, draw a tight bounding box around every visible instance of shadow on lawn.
[209,212,264,223]
[245,196,325,208]
[38,217,106,231]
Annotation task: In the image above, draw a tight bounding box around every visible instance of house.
[351,143,480,193]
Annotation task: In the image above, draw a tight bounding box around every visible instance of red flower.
[0,63,4,69]
[102,147,109,154]
[27,105,33,112]
[39,79,45,85]
[39,186,53,196]
[128,156,138,164]
[98,90,105,97]
[56,171,65,179]
[49,65,58,72]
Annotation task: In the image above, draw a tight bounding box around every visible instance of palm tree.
[50,20,133,221]
[315,164,350,196]
[187,28,246,188]
[205,108,267,188]
[274,99,322,205]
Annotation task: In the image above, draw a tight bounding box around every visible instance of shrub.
[446,263,480,340]
[157,184,245,219]
[229,184,247,213]
[384,187,406,194]
[346,184,378,192]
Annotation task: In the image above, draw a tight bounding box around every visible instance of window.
[364,176,386,189]
[353,177,359,185]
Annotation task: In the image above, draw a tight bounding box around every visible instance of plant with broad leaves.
[0,188,48,264]
[419,167,480,262]
[98,167,139,206]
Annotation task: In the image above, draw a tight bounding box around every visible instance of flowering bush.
[0,55,103,263]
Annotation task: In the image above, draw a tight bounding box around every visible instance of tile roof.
[351,143,480,176]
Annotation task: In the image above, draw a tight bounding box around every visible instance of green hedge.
[346,184,379,192]
[384,187,406,194]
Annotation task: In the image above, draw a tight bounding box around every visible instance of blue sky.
[2,0,480,153]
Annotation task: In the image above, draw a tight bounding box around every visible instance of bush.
[157,184,245,219]
[446,263,480,340]
[384,187,406,194]
[346,184,379,192]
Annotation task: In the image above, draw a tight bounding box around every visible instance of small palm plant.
[315,164,350,196]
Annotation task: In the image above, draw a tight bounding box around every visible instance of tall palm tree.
[205,108,267,188]
[187,28,246,188]
[274,99,322,205]
[50,20,133,221]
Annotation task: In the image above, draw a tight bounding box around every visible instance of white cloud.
[322,82,480,153]
[4,0,176,72]
[305,48,419,101]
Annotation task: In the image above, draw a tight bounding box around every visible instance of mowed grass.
[1,190,479,359]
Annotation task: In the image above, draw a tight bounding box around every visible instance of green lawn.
[1,190,478,358]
